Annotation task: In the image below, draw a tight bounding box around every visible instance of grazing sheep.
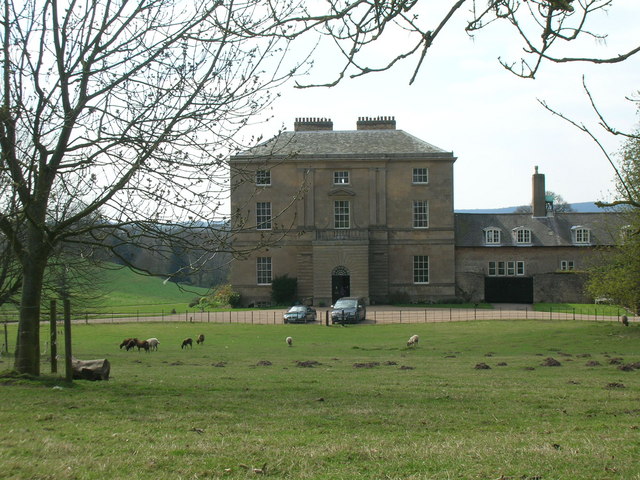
[286,336,293,347]
[196,334,205,345]
[124,339,137,351]
[622,315,629,326]
[119,338,134,349]
[146,338,160,351]
[134,338,150,352]
[407,334,419,347]
[181,338,193,349]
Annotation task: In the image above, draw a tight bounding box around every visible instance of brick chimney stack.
[532,166,546,218]
[294,117,333,131]
[356,116,396,130]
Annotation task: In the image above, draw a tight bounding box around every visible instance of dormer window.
[513,227,532,245]
[333,171,350,185]
[484,227,501,245]
[572,226,591,245]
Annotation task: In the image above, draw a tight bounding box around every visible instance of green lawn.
[1,320,639,479]
[534,302,631,316]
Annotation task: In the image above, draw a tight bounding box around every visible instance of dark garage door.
[485,277,533,303]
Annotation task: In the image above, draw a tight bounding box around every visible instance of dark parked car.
[330,297,366,324]
[283,305,317,324]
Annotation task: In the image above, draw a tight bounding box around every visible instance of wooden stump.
[71,357,111,381]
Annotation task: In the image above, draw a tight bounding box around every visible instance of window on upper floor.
[255,170,271,186]
[560,260,574,271]
[256,257,272,285]
[413,256,429,284]
[412,200,429,228]
[334,200,350,229]
[256,202,272,230]
[484,228,501,245]
[412,168,429,184]
[333,171,350,185]
[571,226,591,244]
[513,227,532,244]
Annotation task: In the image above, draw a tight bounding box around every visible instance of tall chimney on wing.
[532,166,546,217]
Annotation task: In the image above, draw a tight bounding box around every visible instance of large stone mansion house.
[229,117,621,306]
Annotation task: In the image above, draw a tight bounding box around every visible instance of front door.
[331,266,350,304]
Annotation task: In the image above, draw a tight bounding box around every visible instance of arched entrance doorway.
[331,266,350,304]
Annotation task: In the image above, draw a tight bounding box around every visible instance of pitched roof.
[231,129,454,160]
[455,212,625,247]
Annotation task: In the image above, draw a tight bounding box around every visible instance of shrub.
[271,275,297,305]
[228,292,242,308]
[200,284,241,308]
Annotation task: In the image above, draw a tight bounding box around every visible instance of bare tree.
[0,0,313,375]
[287,0,639,87]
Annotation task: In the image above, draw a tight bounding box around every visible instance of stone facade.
[229,117,457,306]
[230,118,623,306]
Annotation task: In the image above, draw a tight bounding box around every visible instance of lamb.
[286,336,293,347]
[407,334,419,347]
[146,338,160,351]
[119,338,134,349]
[196,334,205,345]
[181,338,193,349]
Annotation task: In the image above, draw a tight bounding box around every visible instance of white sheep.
[146,337,160,351]
[286,336,293,347]
[407,334,419,347]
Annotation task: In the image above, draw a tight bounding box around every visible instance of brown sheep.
[181,338,193,349]
[134,338,150,352]
[119,338,134,349]
[196,334,205,345]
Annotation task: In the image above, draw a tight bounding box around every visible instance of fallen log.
[71,357,110,381]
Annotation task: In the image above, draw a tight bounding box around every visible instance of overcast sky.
[255,3,639,210]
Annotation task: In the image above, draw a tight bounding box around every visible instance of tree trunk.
[14,253,47,375]
[71,357,110,381]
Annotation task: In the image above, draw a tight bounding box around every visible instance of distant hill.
[455,202,604,214]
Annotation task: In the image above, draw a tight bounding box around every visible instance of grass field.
[1,320,639,479]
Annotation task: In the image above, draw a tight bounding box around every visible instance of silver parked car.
[330,297,366,324]
[283,305,317,324]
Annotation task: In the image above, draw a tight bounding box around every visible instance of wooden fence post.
[64,299,72,383]
[50,300,57,374]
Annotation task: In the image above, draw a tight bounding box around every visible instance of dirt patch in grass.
[474,362,491,370]
[496,362,508,367]
[296,360,320,368]
[608,357,624,365]
[606,382,626,389]
[399,365,415,370]
[256,360,272,366]
[618,364,635,372]
[585,360,602,367]
[353,362,380,368]
[541,357,561,367]
[212,362,226,367]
